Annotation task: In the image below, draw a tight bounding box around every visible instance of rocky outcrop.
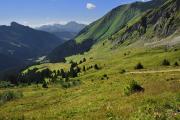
[115,0,179,44]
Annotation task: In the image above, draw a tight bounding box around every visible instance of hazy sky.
[0,0,148,27]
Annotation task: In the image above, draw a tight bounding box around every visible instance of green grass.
[75,3,143,43]
[0,69,179,119]
[1,39,180,119]
[0,1,179,119]
[23,63,70,73]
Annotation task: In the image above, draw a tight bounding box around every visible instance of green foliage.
[83,66,86,72]
[124,80,144,96]
[174,61,179,66]
[60,79,81,89]
[120,69,126,74]
[0,81,14,88]
[75,0,166,43]
[135,63,144,69]
[106,112,121,120]
[101,74,109,80]
[83,58,86,62]
[42,81,48,88]
[0,91,23,104]
[60,69,66,78]
[132,97,180,120]
[162,59,170,66]
[94,64,100,70]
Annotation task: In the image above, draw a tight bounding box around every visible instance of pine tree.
[60,69,66,78]
[83,58,86,62]
[83,66,86,72]
[94,64,99,70]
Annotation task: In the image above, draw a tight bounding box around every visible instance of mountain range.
[0,22,64,71]
[36,21,86,40]
[47,0,178,62]
[0,0,179,71]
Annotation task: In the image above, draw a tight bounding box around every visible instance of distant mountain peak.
[66,21,84,25]
[67,21,78,24]
[36,21,86,40]
[11,22,23,27]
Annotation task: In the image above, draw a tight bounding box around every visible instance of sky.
[0,0,148,27]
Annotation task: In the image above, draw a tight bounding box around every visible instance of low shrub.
[162,59,170,66]
[174,61,179,66]
[42,81,48,88]
[0,81,14,88]
[61,82,71,88]
[0,91,23,104]
[132,97,179,120]
[61,79,81,89]
[120,69,126,74]
[94,64,100,70]
[103,74,108,78]
[124,80,144,96]
[135,63,144,69]
[101,74,109,80]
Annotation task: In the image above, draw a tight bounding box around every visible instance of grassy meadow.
[0,39,180,120]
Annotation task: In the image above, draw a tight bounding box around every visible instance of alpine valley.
[0,0,180,120]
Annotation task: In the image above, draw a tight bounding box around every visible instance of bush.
[42,82,48,88]
[120,69,126,74]
[83,58,86,62]
[135,63,144,69]
[124,80,144,96]
[102,74,109,80]
[72,80,81,86]
[162,59,170,66]
[61,82,71,88]
[94,64,100,70]
[103,74,108,78]
[61,80,81,89]
[83,66,86,72]
[0,81,14,88]
[0,91,23,104]
[79,60,83,64]
[174,61,179,66]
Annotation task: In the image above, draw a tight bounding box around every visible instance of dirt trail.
[127,69,180,74]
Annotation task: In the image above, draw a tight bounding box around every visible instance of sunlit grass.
[1,39,180,119]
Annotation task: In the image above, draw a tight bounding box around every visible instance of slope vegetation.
[1,0,180,119]
[47,0,167,62]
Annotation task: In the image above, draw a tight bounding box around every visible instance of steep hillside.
[75,0,166,43]
[110,0,180,46]
[47,0,167,62]
[0,22,64,69]
[0,53,22,71]
[51,31,77,41]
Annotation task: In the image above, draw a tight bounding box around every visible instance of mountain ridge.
[47,0,171,62]
[0,22,64,70]
[37,21,86,40]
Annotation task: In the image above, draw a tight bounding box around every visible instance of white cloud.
[86,3,96,10]
[141,0,149,2]
[23,21,28,25]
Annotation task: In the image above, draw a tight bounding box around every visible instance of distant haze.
[36,21,86,40]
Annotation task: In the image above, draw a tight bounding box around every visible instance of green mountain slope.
[47,0,167,62]
[110,0,180,46]
[75,0,166,43]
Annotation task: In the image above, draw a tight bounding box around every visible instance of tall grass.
[0,91,23,105]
